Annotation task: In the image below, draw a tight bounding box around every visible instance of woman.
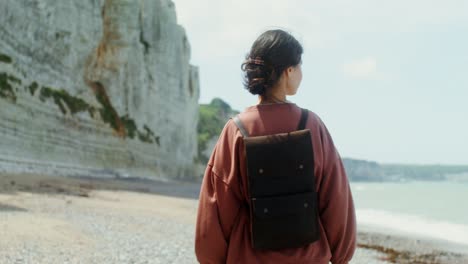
[195,29,356,264]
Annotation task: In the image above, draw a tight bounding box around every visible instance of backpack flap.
[244,129,316,197]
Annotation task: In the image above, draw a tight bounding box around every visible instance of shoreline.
[356,228,468,263]
[1,173,467,263]
[358,224,468,255]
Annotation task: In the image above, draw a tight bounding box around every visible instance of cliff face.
[0,0,200,179]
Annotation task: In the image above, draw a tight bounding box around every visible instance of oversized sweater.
[195,103,356,264]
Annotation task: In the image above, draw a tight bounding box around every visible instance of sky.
[172,0,468,165]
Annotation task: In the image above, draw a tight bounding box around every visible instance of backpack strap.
[233,115,249,138]
[297,108,309,130]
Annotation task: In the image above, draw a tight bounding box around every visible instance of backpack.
[233,108,320,250]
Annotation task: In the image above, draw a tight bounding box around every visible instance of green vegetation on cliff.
[0,73,19,102]
[27,82,39,96]
[0,71,159,145]
[197,98,238,162]
[0,53,12,64]
[39,87,89,115]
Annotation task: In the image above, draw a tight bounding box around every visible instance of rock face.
[0,0,200,179]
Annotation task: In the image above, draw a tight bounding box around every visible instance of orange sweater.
[195,103,356,264]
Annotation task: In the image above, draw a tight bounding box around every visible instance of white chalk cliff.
[0,0,200,179]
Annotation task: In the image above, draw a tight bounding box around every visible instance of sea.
[350,181,468,250]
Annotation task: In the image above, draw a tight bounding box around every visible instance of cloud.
[342,57,379,79]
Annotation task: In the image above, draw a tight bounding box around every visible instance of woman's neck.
[258,95,287,105]
[258,86,288,105]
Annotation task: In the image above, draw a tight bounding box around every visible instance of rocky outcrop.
[0,0,200,179]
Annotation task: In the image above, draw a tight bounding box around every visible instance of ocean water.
[350,181,468,247]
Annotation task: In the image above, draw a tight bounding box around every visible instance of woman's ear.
[284,66,294,78]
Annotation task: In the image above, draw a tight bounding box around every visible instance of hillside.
[344,158,468,182]
[197,98,239,163]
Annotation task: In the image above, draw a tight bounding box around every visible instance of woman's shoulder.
[216,117,243,144]
[233,103,326,128]
[287,104,324,128]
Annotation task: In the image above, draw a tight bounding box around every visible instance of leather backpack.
[233,108,320,250]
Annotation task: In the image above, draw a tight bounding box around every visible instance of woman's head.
[241,30,303,97]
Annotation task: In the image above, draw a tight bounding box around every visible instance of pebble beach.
[1,174,467,264]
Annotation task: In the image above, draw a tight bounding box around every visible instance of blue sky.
[173,0,468,165]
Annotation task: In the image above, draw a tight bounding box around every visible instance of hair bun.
[241,30,303,96]
[241,62,275,95]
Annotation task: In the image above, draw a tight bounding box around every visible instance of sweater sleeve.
[195,121,242,264]
[316,118,357,264]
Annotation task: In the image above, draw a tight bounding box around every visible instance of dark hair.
[241,30,303,95]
